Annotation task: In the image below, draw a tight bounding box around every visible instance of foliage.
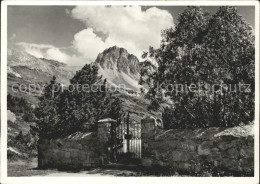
[33,64,123,139]
[7,94,32,113]
[141,6,255,129]
[7,94,35,122]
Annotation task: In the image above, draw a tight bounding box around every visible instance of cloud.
[71,6,174,61]
[46,48,88,65]
[46,48,69,62]
[14,6,174,66]
[16,42,88,66]
[16,42,54,58]
[16,42,55,49]
[73,28,107,61]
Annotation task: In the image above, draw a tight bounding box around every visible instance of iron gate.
[116,121,141,158]
[108,112,141,163]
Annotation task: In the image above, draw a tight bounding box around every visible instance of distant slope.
[7,47,80,104]
[8,48,79,85]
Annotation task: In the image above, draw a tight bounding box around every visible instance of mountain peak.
[95,46,140,74]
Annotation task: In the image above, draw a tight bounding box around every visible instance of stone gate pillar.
[140,116,158,166]
[96,118,117,163]
[141,116,157,138]
[97,121,110,142]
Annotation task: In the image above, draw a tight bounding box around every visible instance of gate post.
[141,116,157,138]
[97,121,110,142]
[141,116,157,165]
[97,118,117,163]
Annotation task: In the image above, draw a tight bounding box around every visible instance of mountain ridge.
[95,46,140,75]
[94,46,142,92]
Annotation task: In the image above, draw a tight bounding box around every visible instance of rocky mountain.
[7,45,162,121]
[95,46,140,74]
[7,47,80,104]
[94,46,142,92]
[93,46,163,122]
[8,48,78,85]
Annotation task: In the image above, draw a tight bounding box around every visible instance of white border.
[1,1,259,184]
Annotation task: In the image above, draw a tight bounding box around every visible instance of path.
[8,158,141,177]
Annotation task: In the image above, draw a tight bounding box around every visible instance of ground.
[8,158,143,177]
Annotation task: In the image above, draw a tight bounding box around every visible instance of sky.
[7,6,255,66]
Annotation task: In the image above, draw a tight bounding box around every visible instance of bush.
[7,94,33,114]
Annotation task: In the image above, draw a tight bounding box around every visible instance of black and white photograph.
[1,1,259,184]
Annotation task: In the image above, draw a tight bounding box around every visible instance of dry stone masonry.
[38,115,254,176]
[141,118,254,176]
[38,121,111,170]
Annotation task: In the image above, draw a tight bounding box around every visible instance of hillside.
[7,47,80,103]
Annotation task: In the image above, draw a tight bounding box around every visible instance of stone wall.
[141,123,254,176]
[38,122,111,170]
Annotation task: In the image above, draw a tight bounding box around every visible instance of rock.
[239,147,254,158]
[175,141,196,151]
[213,160,219,167]
[230,139,243,147]
[211,148,219,152]
[239,157,254,168]
[171,151,192,162]
[152,160,166,167]
[227,148,240,159]
[7,110,16,122]
[218,141,230,151]
[201,172,213,177]
[95,46,140,74]
[210,151,222,160]
[180,163,191,170]
[220,159,242,172]
[197,145,211,155]
[142,158,152,167]
[194,165,201,173]
[246,136,254,146]
[201,140,214,148]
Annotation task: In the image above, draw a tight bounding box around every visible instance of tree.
[34,76,62,138]
[141,6,254,129]
[7,94,33,114]
[103,96,124,124]
[33,65,123,138]
[202,6,255,127]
